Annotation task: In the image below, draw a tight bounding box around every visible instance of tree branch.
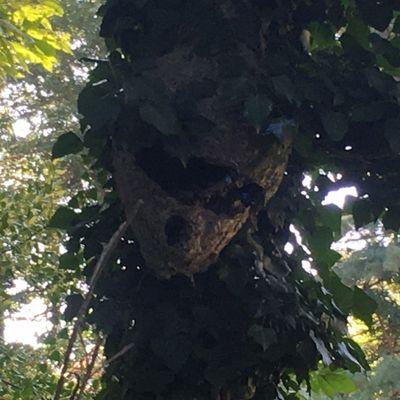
[104,342,135,367]
[76,335,103,400]
[52,200,143,400]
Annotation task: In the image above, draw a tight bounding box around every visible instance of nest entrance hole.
[135,146,232,196]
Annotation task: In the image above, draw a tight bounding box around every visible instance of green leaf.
[272,75,295,103]
[244,94,273,133]
[308,226,333,260]
[311,369,357,397]
[325,273,354,314]
[139,103,181,135]
[350,103,385,122]
[52,131,83,159]
[248,324,277,351]
[309,331,332,366]
[352,286,377,327]
[0,0,71,78]
[59,252,81,269]
[64,293,84,322]
[338,339,369,371]
[150,334,192,372]
[317,204,342,241]
[352,198,375,229]
[49,350,61,362]
[78,85,121,130]
[382,206,400,231]
[48,207,76,230]
[384,118,400,154]
[357,0,394,31]
[320,111,348,141]
[308,21,337,51]
[393,16,400,34]
[346,17,370,49]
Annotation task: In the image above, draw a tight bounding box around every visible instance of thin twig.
[104,342,135,367]
[89,342,135,378]
[69,374,81,400]
[78,331,89,357]
[1,378,19,389]
[53,200,143,400]
[76,336,103,400]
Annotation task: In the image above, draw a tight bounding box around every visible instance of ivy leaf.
[325,273,354,314]
[78,84,121,130]
[352,198,375,229]
[384,118,400,154]
[59,252,81,270]
[272,75,295,103]
[320,111,348,141]
[337,341,367,372]
[352,287,377,327]
[52,131,83,159]
[309,331,332,366]
[350,103,385,122]
[393,16,400,34]
[308,226,333,261]
[357,0,393,31]
[308,21,337,51]
[317,204,342,241]
[346,17,370,49]
[64,293,84,322]
[151,334,192,372]
[139,103,181,135]
[244,94,273,133]
[90,300,119,334]
[382,206,400,231]
[48,207,77,230]
[248,325,277,351]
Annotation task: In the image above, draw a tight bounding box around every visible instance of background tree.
[0,0,71,81]
[0,0,105,398]
[311,222,400,400]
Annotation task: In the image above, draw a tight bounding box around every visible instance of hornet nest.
[112,46,291,278]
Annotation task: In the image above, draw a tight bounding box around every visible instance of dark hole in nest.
[165,215,191,246]
[135,145,231,194]
[204,182,264,215]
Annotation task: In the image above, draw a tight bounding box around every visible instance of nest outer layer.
[113,131,290,278]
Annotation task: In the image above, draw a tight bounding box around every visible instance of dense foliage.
[0,0,105,398]
[0,0,71,80]
[51,0,400,399]
[334,226,400,399]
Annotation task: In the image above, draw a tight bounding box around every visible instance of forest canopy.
[0,0,71,79]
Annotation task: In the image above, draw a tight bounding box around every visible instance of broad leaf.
[52,131,83,159]
[244,94,273,133]
[320,111,348,141]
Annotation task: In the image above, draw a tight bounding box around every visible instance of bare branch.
[105,342,135,367]
[76,335,103,400]
[89,341,135,378]
[69,373,81,400]
[53,200,143,400]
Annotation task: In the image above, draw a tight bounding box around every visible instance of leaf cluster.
[0,0,71,81]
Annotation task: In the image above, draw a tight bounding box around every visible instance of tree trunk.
[79,1,356,399]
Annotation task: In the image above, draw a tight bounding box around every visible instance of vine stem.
[53,200,143,400]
